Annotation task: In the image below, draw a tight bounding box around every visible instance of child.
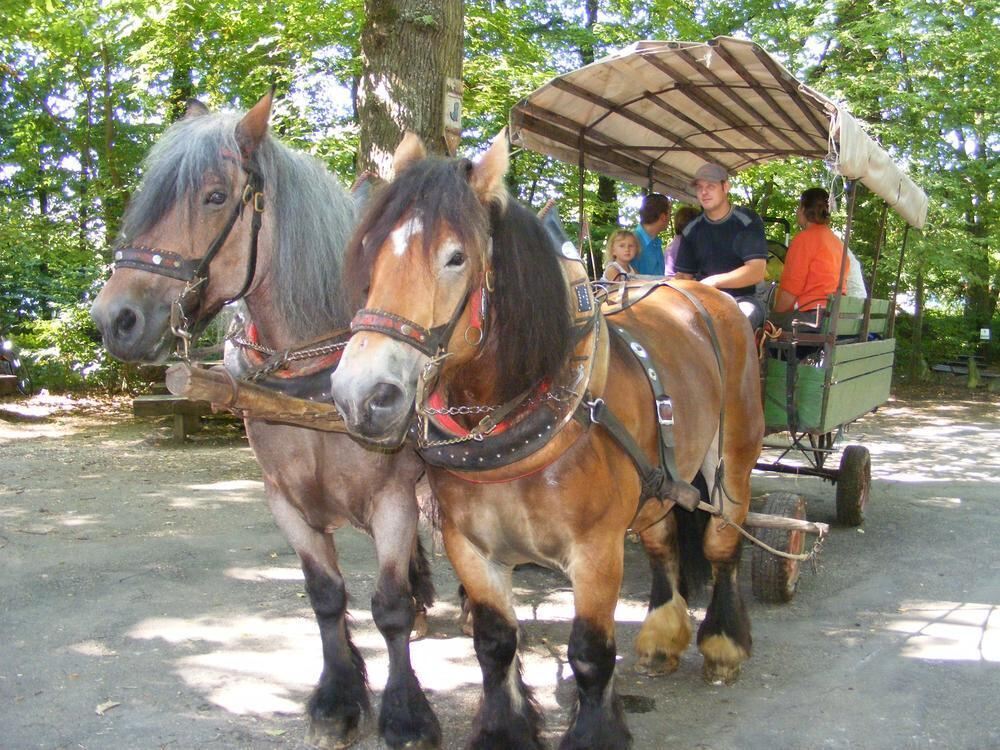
[601,229,641,281]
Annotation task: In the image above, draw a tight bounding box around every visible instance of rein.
[112,154,265,358]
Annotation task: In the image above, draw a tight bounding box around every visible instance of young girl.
[601,229,641,281]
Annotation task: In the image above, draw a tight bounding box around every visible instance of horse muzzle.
[90,294,174,363]
[330,371,415,448]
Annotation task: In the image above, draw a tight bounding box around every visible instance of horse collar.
[224,316,348,401]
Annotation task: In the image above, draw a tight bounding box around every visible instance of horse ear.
[235,87,275,159]
[184,99,211,119]
[392,132,426,177]
[469,128,509,207]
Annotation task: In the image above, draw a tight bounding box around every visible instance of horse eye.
[205,190,227,205]
[445,250,466,267]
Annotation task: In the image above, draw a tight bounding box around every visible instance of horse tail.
[675,472,713,600]
[409,534,436,610]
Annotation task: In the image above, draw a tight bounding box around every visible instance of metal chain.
[226,329,347,361]
[415,387,576,449]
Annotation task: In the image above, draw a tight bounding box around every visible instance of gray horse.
[90,91,439,750]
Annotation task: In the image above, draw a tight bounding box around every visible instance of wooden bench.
[768,295,890,339]
[132,394,214,444]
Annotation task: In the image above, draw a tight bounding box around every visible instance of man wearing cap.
[674,163,768,326]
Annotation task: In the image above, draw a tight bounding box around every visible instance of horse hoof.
[399,739,440,750]
[702,660,741,685]
[458,609,474,637]
[306,717,361,749]
[410,610,428,641]
[635,651,679,676]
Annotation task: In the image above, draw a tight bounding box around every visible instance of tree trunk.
[357,0,463,176]
[909,265,925,380]
[578,0,616,274]
[100,44,126,249]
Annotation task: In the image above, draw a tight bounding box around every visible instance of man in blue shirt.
[631,193,672,276]
[675,163,768,325]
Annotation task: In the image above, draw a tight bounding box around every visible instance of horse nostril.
[113,307,138,338]
[364,382,404,419]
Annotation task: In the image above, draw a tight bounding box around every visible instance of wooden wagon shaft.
[165,362,348,433]
[695,500,829,537]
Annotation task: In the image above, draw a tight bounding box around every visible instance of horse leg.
[408,535,434,640]
[697,446,753,685]
[634,511,692,675]
[370,496,441,749]
[443,523,543,749]
[268,497,369,749]
[560,540,632,750]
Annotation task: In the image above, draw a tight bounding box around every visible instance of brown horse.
[330,132,764,749]
[90,93,440,749]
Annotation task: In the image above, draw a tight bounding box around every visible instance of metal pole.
[887,225,911,339]
[861,202,889,340]
[826,180,858,354]
[576,131,595,279]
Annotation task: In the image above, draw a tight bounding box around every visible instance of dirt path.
[2,390,998,749]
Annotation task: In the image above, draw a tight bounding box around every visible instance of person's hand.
[699,274,723,288]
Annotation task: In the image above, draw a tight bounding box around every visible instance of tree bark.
[101,43,126,248]
[357,0,463,176]
[909,265,925,380]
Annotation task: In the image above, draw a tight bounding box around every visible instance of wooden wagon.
[509,36,929,601]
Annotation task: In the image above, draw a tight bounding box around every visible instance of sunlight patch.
[225,566,304,582]
[187,479,264,492]
[884,600,1000,662]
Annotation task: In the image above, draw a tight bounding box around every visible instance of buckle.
[657,397,674,425]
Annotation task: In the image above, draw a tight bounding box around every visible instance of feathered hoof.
[306,715,361,749]
[398,739,441,750]
[699,634,748,685]
[702,659,742,685]
[635,650,680,676]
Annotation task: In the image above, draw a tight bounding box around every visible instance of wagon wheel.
[751,492,808,603]
[835,445,871,526]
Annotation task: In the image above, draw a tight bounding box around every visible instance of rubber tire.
[751,492,807,604]
[836,445,871,527]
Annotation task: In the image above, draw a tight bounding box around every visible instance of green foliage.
[1,0,997,392]
[15,302,129,392]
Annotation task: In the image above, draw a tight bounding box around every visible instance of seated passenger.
[674,163,769,328]
[773,188,849,313]
[601,229,640,281]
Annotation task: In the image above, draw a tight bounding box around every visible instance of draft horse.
[90,93,440,749]
[330,132,764,749]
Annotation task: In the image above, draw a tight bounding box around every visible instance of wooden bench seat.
[0,374,17,395]
[133,394,214,443]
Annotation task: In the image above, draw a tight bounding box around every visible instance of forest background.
[1,0,996,391]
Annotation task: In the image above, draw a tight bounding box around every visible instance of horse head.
[91,91,275,362]
[331,130,573,448]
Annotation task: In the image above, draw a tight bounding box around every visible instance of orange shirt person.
[774,188,849,313]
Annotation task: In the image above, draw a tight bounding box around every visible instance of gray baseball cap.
[691,163,729,184]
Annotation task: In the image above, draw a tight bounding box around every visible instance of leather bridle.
[112,154,265,357]
[350,272,491,359]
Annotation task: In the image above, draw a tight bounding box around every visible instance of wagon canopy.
[509,36,928,229]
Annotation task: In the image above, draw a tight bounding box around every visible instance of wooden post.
[165,363,348,433]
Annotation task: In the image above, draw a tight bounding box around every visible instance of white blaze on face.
[391,215,423,257]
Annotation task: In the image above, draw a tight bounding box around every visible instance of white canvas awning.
[510,36,927,229]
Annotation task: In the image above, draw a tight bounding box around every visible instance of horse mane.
[347,157,573,402]
[117,110,356,340]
